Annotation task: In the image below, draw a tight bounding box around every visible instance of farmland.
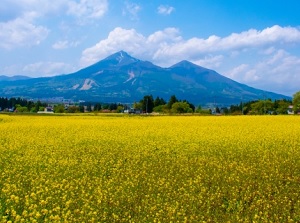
[0,114,300,222]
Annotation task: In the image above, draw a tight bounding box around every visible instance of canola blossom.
[0,114,300,222]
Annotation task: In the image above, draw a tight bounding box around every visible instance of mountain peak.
[104,50,139,66]
[170,60,201,69]
[110,50,131,58]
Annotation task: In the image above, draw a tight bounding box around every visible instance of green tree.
[109,103,118,111]
[140,95,154,113]
[26,100,34,111]
[251,100,274,114]
[293,91,300,114]
[86,103,92,112]
[153,104,168,113]
[154,96,166,107]
[182,100,195,112]
[275,100,290,114]
[221,107,229,115]
[133,102,142,110]
[116,105,124,113]
[34,100,42,112]
[171,102,191,113]
[196,105,202,111]
[94,103,102,111]
[102,104,109,110]
[230,104,241,114]
[54,104,65,113]
[67,106,80,113]
[167,95,178,109]
[79,105,85,113]
[195,107,211,115]
[30,107,37,113]
[15,104,28,112]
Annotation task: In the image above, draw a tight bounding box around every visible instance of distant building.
[287,105,294,115]
[123,108,142,114]
[37,107,54,114]
[287,105,300,115]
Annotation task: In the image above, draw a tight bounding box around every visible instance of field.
[0,114,300,222]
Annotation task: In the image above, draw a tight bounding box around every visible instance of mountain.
[0,75,31,81]
[0,51,291,106]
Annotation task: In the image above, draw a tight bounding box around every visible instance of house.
[37,107,54,114]
[287,105,300,115]
[287,105,294,115]
[123,108,142,114]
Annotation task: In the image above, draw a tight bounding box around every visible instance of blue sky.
[1,0,300,96]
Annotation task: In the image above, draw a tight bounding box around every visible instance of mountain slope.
[0,75,31,81]
[0,51,290,105]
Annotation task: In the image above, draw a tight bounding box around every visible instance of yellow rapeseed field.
[0,114,300,222]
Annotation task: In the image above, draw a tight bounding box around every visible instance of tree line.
[133,95,196,114]
[0,97,47,113]
[227,99,292,115]
[1,90,299,114]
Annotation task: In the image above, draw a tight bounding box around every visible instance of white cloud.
[67,0,108,19]
[52,41,69,50]
[81,25,300,67]
[152,25,300,60]
[0,0,68,20]
[81,27,185,66]
[52,40,80,50]
[0,16,49,49]
[220,25,300,49]
[261,47,276,55]
[226,64,249,80]
[192,55,224,69]
[225,49,300,95]
[1,0,108,19]
[157,5,175,15]
[0,0,109,49]
[81,27,147,66]
[23,61,75,77]
[123,1,141,20]
[147,28,182,44]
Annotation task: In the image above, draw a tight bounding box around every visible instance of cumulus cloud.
[221,25,300,48]
[80,27,186,66]
[225,49,300,95]
[0,16,49,49]
[81,25,300,66]
[148,28,182,44]
[0,0,108,49]
[152,25,300,60]
[192,55,224,69]
[226,64,250,80]
[157,5,175,15]
[81,27,147,66]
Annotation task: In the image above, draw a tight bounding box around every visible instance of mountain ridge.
[0,51,291,106]
[0,75,31,82]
